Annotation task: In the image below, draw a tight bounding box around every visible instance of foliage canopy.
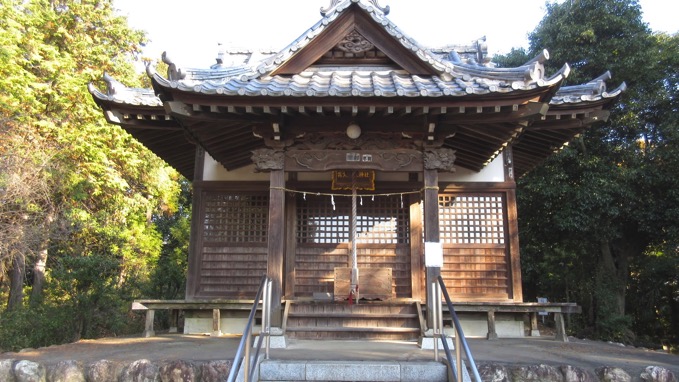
[497,0,679,344]
[0,0,190,350]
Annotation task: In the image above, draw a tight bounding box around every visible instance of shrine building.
[90,0,624,340]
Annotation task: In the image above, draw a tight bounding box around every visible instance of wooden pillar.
[486,310,498,340]
[530,312,541,337]
[423,169,440,330]
[506,188,523,301]
[284,193,297,299]
[169,309,179,333]
[211,309,222,337]
[555,313,569,342]
[143,309,155,338]
[267,170,285,326]
[409,194,423,301]
[185,148,205,300]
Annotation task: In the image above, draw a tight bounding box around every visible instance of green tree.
[1,0,187,347]
[148,179,192,301]
[506,0,679,343]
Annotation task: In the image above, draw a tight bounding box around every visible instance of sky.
[113,0,677,69]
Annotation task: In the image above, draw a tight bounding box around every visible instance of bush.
[0,305,75,352]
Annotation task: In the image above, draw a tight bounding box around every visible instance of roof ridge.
[321,0,390,17]
[252,0,456,78]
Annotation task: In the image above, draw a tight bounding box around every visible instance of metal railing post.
[455,333,462,382]
[437,275,482,382]
[227,274,268,382]
[432,281,439,362]
[265,279,272,359]
[244,321,252,382]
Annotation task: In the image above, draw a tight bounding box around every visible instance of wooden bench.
[131,299,255,337]
[440,302,582,342]
[133,299,580,342]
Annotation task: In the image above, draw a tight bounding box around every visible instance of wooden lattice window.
[203,193,269,243]
[297,194,409,244]
[439,194,505,244]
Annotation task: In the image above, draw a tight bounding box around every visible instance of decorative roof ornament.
[337,30,374,53]
[321,0,390,17]
[102,73,120,96]
[161,51,186,82]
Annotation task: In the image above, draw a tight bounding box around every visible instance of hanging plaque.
[331,170,375,191]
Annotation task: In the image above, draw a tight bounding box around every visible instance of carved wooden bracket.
[286,150,421,172]
[423,148,456,172]
[252,148,284,172]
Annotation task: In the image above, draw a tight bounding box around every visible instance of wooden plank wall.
[436,192,511,301]
[294,244,411,299]
[295,246,349,296]
[192,189,269,299]
[357,245,411,298]
[197,244,268,298]
[441,245,509,301]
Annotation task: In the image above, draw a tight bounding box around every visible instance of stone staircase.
[258,359,450,382]
[283,300,422,340]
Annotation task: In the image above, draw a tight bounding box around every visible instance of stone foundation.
[0,358,675,382]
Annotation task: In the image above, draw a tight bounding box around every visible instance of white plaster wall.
[439,154,505,183]
[203,154,269,181]
[184,317,249,335]
[444,313,525,338]
[185,313,524,337]
[203,152,505,183]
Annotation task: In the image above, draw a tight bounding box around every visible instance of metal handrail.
[227,275,272,382]
[433,275,482,382]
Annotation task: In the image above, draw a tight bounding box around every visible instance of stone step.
[289,312,419,319]
[258,360,450,382]
[286,326,420,333]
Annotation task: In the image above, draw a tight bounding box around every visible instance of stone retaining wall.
[0,358,676,382]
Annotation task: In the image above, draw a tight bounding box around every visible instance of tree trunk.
[599,234,645,318]
[669,291,679,342]
[599,240,625,316]
[30,209,54,305]
[7,252,25,310]
[30,247,48,306]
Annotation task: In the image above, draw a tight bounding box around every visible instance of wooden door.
[293,192,411,299]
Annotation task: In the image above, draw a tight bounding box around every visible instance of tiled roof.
[88,0,626,179]
[149,0,566,99]
[154,67,566,98]
[251,0,449,76]
[551,72,627,105]
[153,51,567,99]
[88,74,162,107]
